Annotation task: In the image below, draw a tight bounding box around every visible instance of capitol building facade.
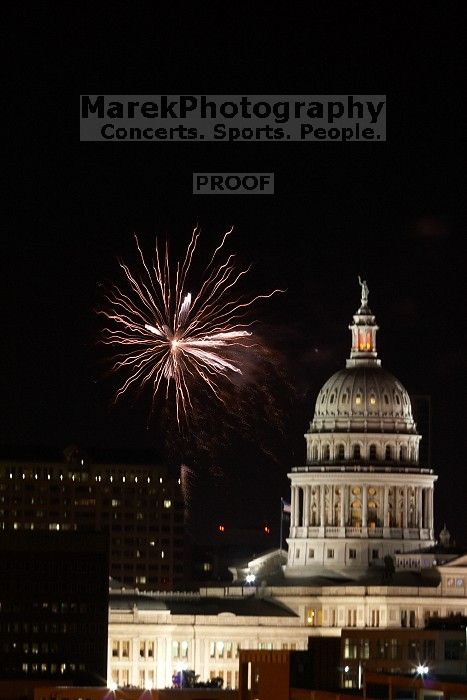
[107,282,466,690]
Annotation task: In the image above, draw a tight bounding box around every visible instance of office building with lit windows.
[0,452,185,591]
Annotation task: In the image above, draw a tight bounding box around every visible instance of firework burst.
[99,226,282,423]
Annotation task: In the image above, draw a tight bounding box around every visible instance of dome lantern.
[347,277,380,368]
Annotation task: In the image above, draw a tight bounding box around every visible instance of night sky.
[3,6,466,543]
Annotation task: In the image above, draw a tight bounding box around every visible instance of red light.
[218,524,225,532]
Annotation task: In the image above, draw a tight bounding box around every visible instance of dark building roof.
[110,592,298,617]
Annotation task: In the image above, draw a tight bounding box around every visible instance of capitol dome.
[311,365,416,434]
[305,278,420,465]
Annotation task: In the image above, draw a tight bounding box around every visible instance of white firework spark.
[99,226,281,423]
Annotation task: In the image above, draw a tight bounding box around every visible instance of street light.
[416,664,429,675]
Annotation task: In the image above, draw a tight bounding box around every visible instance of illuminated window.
[370,395,376,405]
[360,639,370,659]
[344,638,358,659]
[203,562,212,571]
[163,500,172,509]
[181,641,189,659]
[121,641,130,658]
[355,395,362,405]
[172,641,180,659]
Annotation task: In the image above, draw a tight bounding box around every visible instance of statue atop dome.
[358,275,369,307]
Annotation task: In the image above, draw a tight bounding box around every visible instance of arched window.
[369,444,377,460]
[342,393,348,404]
[351,499,362,527]
[353,444,361,460]
[330,393,335,404]
[312,445,318,461]
[337,444,345,460]
[323,445,330,461]
[399,446,407,461]
[395,394,401,405]
[368,500,379,527]
[385,445,392,460]
[384,394,389,405]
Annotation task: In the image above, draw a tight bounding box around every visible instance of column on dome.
[344,485,349,526]
[383,485,389,527]
[429,487,434,530]
[403,486,408,528]
[291,486,297,527]
[362,485,368,528]
[303,485,310,528]
[417,486,423,528]
[340,485,345,527]
[319,485,325,526]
